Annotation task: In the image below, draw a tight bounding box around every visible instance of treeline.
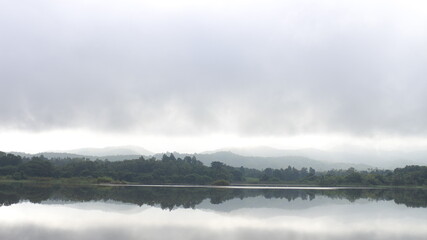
[0,152,314,185]
[0,152,242,184]
[0,151,426,186]
[316,166,427,186]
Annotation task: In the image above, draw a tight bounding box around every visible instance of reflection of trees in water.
[0,183,426,209]
[0,183,56,206]
[318,188,427,208]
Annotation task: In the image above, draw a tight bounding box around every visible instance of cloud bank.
[1,0,427,137]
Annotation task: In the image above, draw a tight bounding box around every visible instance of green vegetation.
[96,176,115,184]
[212,179,230,186]
[313,166,427,186]
[0,151,426,186]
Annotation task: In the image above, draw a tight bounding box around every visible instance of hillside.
[156,151,372,171]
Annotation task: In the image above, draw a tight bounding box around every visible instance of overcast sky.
[1,0,427,153]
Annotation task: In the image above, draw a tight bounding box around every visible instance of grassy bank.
[0,176,125,185]
[1,176,426,189]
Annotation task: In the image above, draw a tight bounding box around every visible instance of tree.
[23,158,54,177]
[309,167,316,176]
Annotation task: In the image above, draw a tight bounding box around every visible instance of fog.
[1,0,427,154]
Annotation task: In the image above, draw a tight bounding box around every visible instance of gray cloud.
[1,0,427,136]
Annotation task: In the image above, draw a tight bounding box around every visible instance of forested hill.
[12,151,372,170]
[10,152,143,162]
[0,151,426,186]
[191,151,372,171]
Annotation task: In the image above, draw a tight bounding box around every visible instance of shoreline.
[0,178,426,189]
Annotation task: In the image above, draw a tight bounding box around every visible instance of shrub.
[212,179,230,186]
[96,176,114,184]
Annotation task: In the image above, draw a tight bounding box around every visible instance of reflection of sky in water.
[197,195,352,212]
[0,198,426,240]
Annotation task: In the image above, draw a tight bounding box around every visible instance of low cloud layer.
[1,0,427,137]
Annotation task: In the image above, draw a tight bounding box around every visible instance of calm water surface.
[0,183,426,240]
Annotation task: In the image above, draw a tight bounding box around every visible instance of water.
[0,183,426,240]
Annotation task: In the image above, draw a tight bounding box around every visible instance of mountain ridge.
[9,149,373,171]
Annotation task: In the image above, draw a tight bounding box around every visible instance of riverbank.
[1,177,426,189]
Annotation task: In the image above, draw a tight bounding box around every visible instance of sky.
[1,0,427,154]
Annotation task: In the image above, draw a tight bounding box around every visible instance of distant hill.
[10,147,384,171]
[10,152,87,159]
[204,146,427,169]
[17,144,424,170]
[155,151,372,171]
[10,152,144,162]
[204,146,331,158]
[67,146,153,156]
[10,146,153,160]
